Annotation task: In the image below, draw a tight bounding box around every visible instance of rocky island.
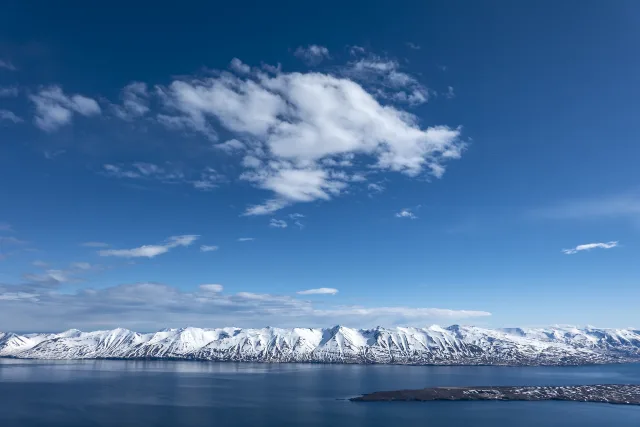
[350,384,640,405]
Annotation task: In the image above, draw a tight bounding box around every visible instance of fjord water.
[1,360,639,427]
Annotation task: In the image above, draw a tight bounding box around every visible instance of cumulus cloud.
[230,58,251,74]
[297,287,338,295]
[395,208,417,219]
[155,64,463,214]
[0,110,23,123]
[269,219,287,228]
[200,245,219,252]
[0,281,490,330]
[98,235,198,258]
[30,86,101,131]
[294,45,331,65]
[562,241,618,255]
[113,82,149,120]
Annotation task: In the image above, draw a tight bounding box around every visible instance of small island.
[350,384,640,406]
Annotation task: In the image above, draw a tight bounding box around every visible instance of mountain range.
[2,325,639,366]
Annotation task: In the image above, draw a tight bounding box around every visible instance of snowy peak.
[1,325,639,366]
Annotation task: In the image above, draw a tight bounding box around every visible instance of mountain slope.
[1,325,639,365]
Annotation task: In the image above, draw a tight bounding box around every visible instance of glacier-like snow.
[1,325,639,365]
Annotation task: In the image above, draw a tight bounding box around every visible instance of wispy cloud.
[533,191,640,220]
[213,138,245,153]
[237,237,254,242]
[30,86,101,131]
[103,163,224,191]
[0,86,18,97]
[0,223,12,232]
[0,110,23,123]
[294,45,331,65]
[200,245,219,252]
[0,59,17,71]
[445,86,456,99]
[32,260,49,268]
[406,42,421,50]
[99,235,198,258]
[0,281,490,330]
[81,241,110,248]
[269,219,287,228]
[562,241,618,255]
[297,288,338,295]
[395,208,417,219]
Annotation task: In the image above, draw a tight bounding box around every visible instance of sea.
[1,359,639,426]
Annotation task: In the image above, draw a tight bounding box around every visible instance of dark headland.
[350,384,640,406]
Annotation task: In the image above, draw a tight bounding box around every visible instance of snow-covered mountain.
[2,325,639,365]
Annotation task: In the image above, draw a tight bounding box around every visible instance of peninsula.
[350,384,640,405]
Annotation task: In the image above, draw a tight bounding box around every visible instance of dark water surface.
[1,360,640,426]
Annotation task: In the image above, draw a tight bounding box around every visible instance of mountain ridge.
[1,325,639,366]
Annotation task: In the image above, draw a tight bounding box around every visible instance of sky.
[1,1,639,332]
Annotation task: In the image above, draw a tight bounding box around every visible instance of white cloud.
[0,281,490,330]
[0,86,18,97]
[406,42,421,50]
[200,245,219,252]
[269,219,287,228]
[294,45,331,65]
[297,287,338,295]
[562,241,618,255]
[81,241,110,248]
[230,58,251,74]
[0,110,23,123]
[395,208,417,219]
[237,237,254,242]
[199,283,223,293]
[0,292,38,301]
[113,82,149,120]
[99,235,198,258]
[30,86,101,131]
[0,59,16,71]
[120,56,464,215]
[289,213,304,219]
[368,182,385,193]
[348,45,366,56]
[214,138,245,153]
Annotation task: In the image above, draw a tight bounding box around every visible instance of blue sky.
[1,1,639,332]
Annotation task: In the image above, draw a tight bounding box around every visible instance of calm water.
[1,360,640,426]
